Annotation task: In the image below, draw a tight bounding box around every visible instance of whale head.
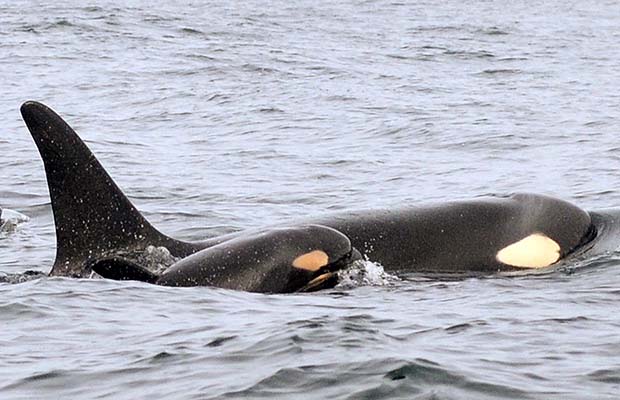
[153,224,362,293]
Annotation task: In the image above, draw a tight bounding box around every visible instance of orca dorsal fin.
[91,257,159,284]
[21,101,198,277]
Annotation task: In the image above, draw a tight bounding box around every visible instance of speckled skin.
[21,101,613,279]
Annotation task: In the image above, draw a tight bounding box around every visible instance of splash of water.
[0,208,30,235]
[336,259,400,289]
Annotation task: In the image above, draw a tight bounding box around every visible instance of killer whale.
[20,101,620,282]
[92,225,361,293]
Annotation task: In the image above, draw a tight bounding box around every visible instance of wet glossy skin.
[20,101,610,281]
[91,225,361,293]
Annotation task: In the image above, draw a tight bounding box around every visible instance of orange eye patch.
[292,250,329,271]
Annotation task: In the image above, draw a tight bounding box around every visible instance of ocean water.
[2,1,620,398]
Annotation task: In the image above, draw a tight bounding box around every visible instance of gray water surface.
[2,1,620,399]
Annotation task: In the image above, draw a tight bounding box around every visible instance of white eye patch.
[496,234,560,268]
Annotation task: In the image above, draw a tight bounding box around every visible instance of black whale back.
[304,193,594,273]
[21,101,602,277]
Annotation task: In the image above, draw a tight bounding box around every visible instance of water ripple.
[3,0,620,399]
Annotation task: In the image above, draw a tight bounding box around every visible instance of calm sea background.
[2,1,620,399]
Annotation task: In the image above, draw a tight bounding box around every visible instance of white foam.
[142,245,178,274]
[336,259,400,289]
[0,208,30,233]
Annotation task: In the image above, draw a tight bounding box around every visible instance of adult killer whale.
[20,101,620,281]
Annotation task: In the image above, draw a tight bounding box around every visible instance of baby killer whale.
[91,225,361,293]
[19,101,620,284]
